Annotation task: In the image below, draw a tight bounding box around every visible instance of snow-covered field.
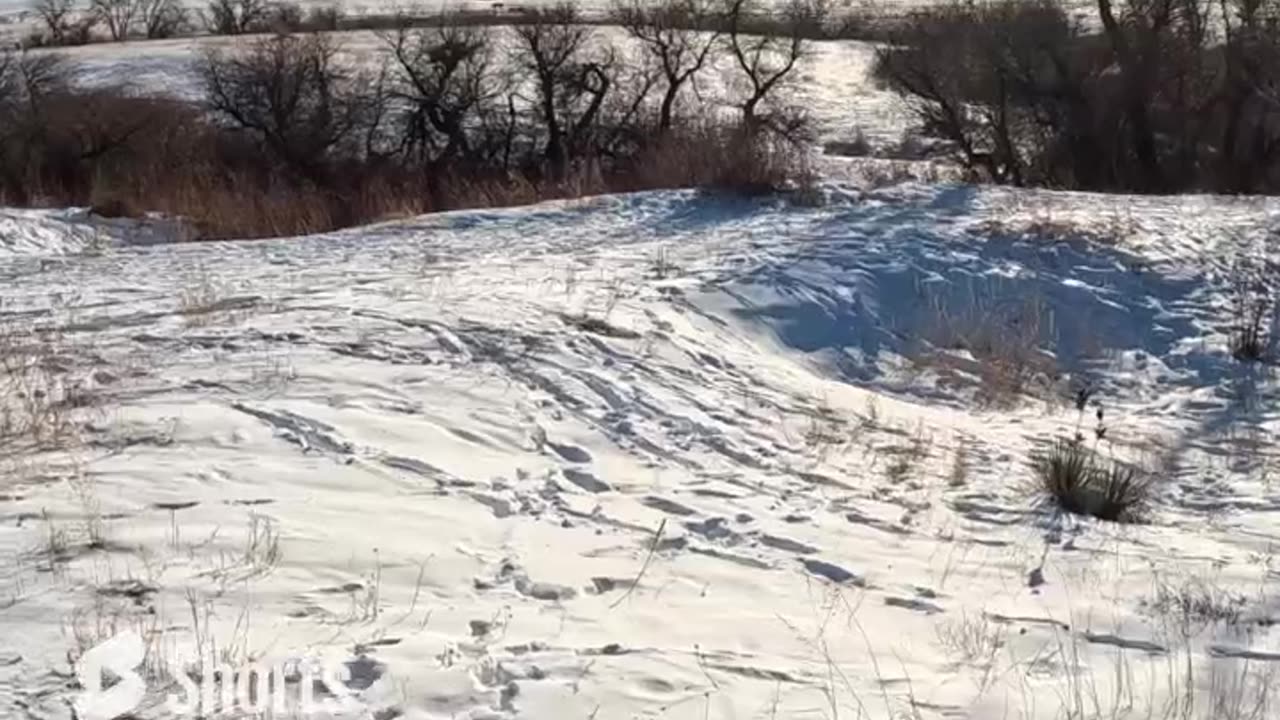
[2,181,1280,720]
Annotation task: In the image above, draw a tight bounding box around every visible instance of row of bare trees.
[31,0,189,42]
[29,0,342,44]
[2,0,817,237]
[875,0,1280,194]
[198,0,819,187]
[26,0,847,47]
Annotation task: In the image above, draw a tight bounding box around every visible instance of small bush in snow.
[1227,260,1273,362]
[1031,438,1152,523]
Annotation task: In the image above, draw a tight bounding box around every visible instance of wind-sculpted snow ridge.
[2,184,1280,719]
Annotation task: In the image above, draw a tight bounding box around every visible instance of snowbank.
[2,184,1279,720]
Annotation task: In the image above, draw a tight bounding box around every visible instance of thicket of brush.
[875,0,1280,194]
[1,0,818,239]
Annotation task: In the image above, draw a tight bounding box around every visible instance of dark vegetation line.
[874,0,1280,194]
[5,0,1277,243]
[0,0,822,240]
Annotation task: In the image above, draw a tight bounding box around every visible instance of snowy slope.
[2,184,1279,720]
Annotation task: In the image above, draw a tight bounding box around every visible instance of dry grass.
[1030,438,1154,523]
[625,125,813,198]
[1143,575,1248,638]
[975,198,1137,247]
[913,293,1060,407]
[935,611,1004,666]
[7,112,807,242]
[0,313,96,453]
[1227,258,1274,362]
[948,439,970,487]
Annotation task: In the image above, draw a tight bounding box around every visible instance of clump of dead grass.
[913,294,1060,407]
[1227,257,1274,363]
[1030,437,1153,523]
[0,312,96,452]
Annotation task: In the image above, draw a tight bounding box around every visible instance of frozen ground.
[2,182,1280,719]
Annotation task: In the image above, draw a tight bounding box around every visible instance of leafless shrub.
[948,440,969,487]
[89,0,137,41]
[303,3,342,31]
[178,268,231,325]
[624,120,810,195]
[935,611,1003,665]
[1227,258,1274,362]
[724,0,824,134]
[0,313,94,453]
[31,0,78,45]
[800,401,846,459]
[265,0,304,32]
[1143,575,1247,638]
[202,0,269,35]
[617,0,721,133]
[200,33,377,185]
[242,513,281,578]
[381,19,503,177]
[512,3,613,179]
[1030,437,1153,523]
[876,0,1280,194]
[138,0,188,38]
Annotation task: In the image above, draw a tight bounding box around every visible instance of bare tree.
[0,49,68,111]
[137,0,188,38]
[512,3,612,177]
[873,2,1055,185]
[31,0,76,44]
[90,0,137,40]
[203,0,268,34]
[724,0,823,133]
[0,50,72,202]
[617,0,721,133]
[382,19,499,169]
[200,33,372,182]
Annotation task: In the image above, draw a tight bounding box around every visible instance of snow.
[0,207,192,257]
[3,182,1280,719]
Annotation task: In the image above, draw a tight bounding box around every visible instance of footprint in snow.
[800,558,865,586]
[684,517,737,541]
[641,495,697,516]
[755,534,818,555]
[562,468,610,493]
[883,596,945,615]
[548,442,592,463]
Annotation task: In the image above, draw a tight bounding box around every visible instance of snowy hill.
[2,183,1279,719]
